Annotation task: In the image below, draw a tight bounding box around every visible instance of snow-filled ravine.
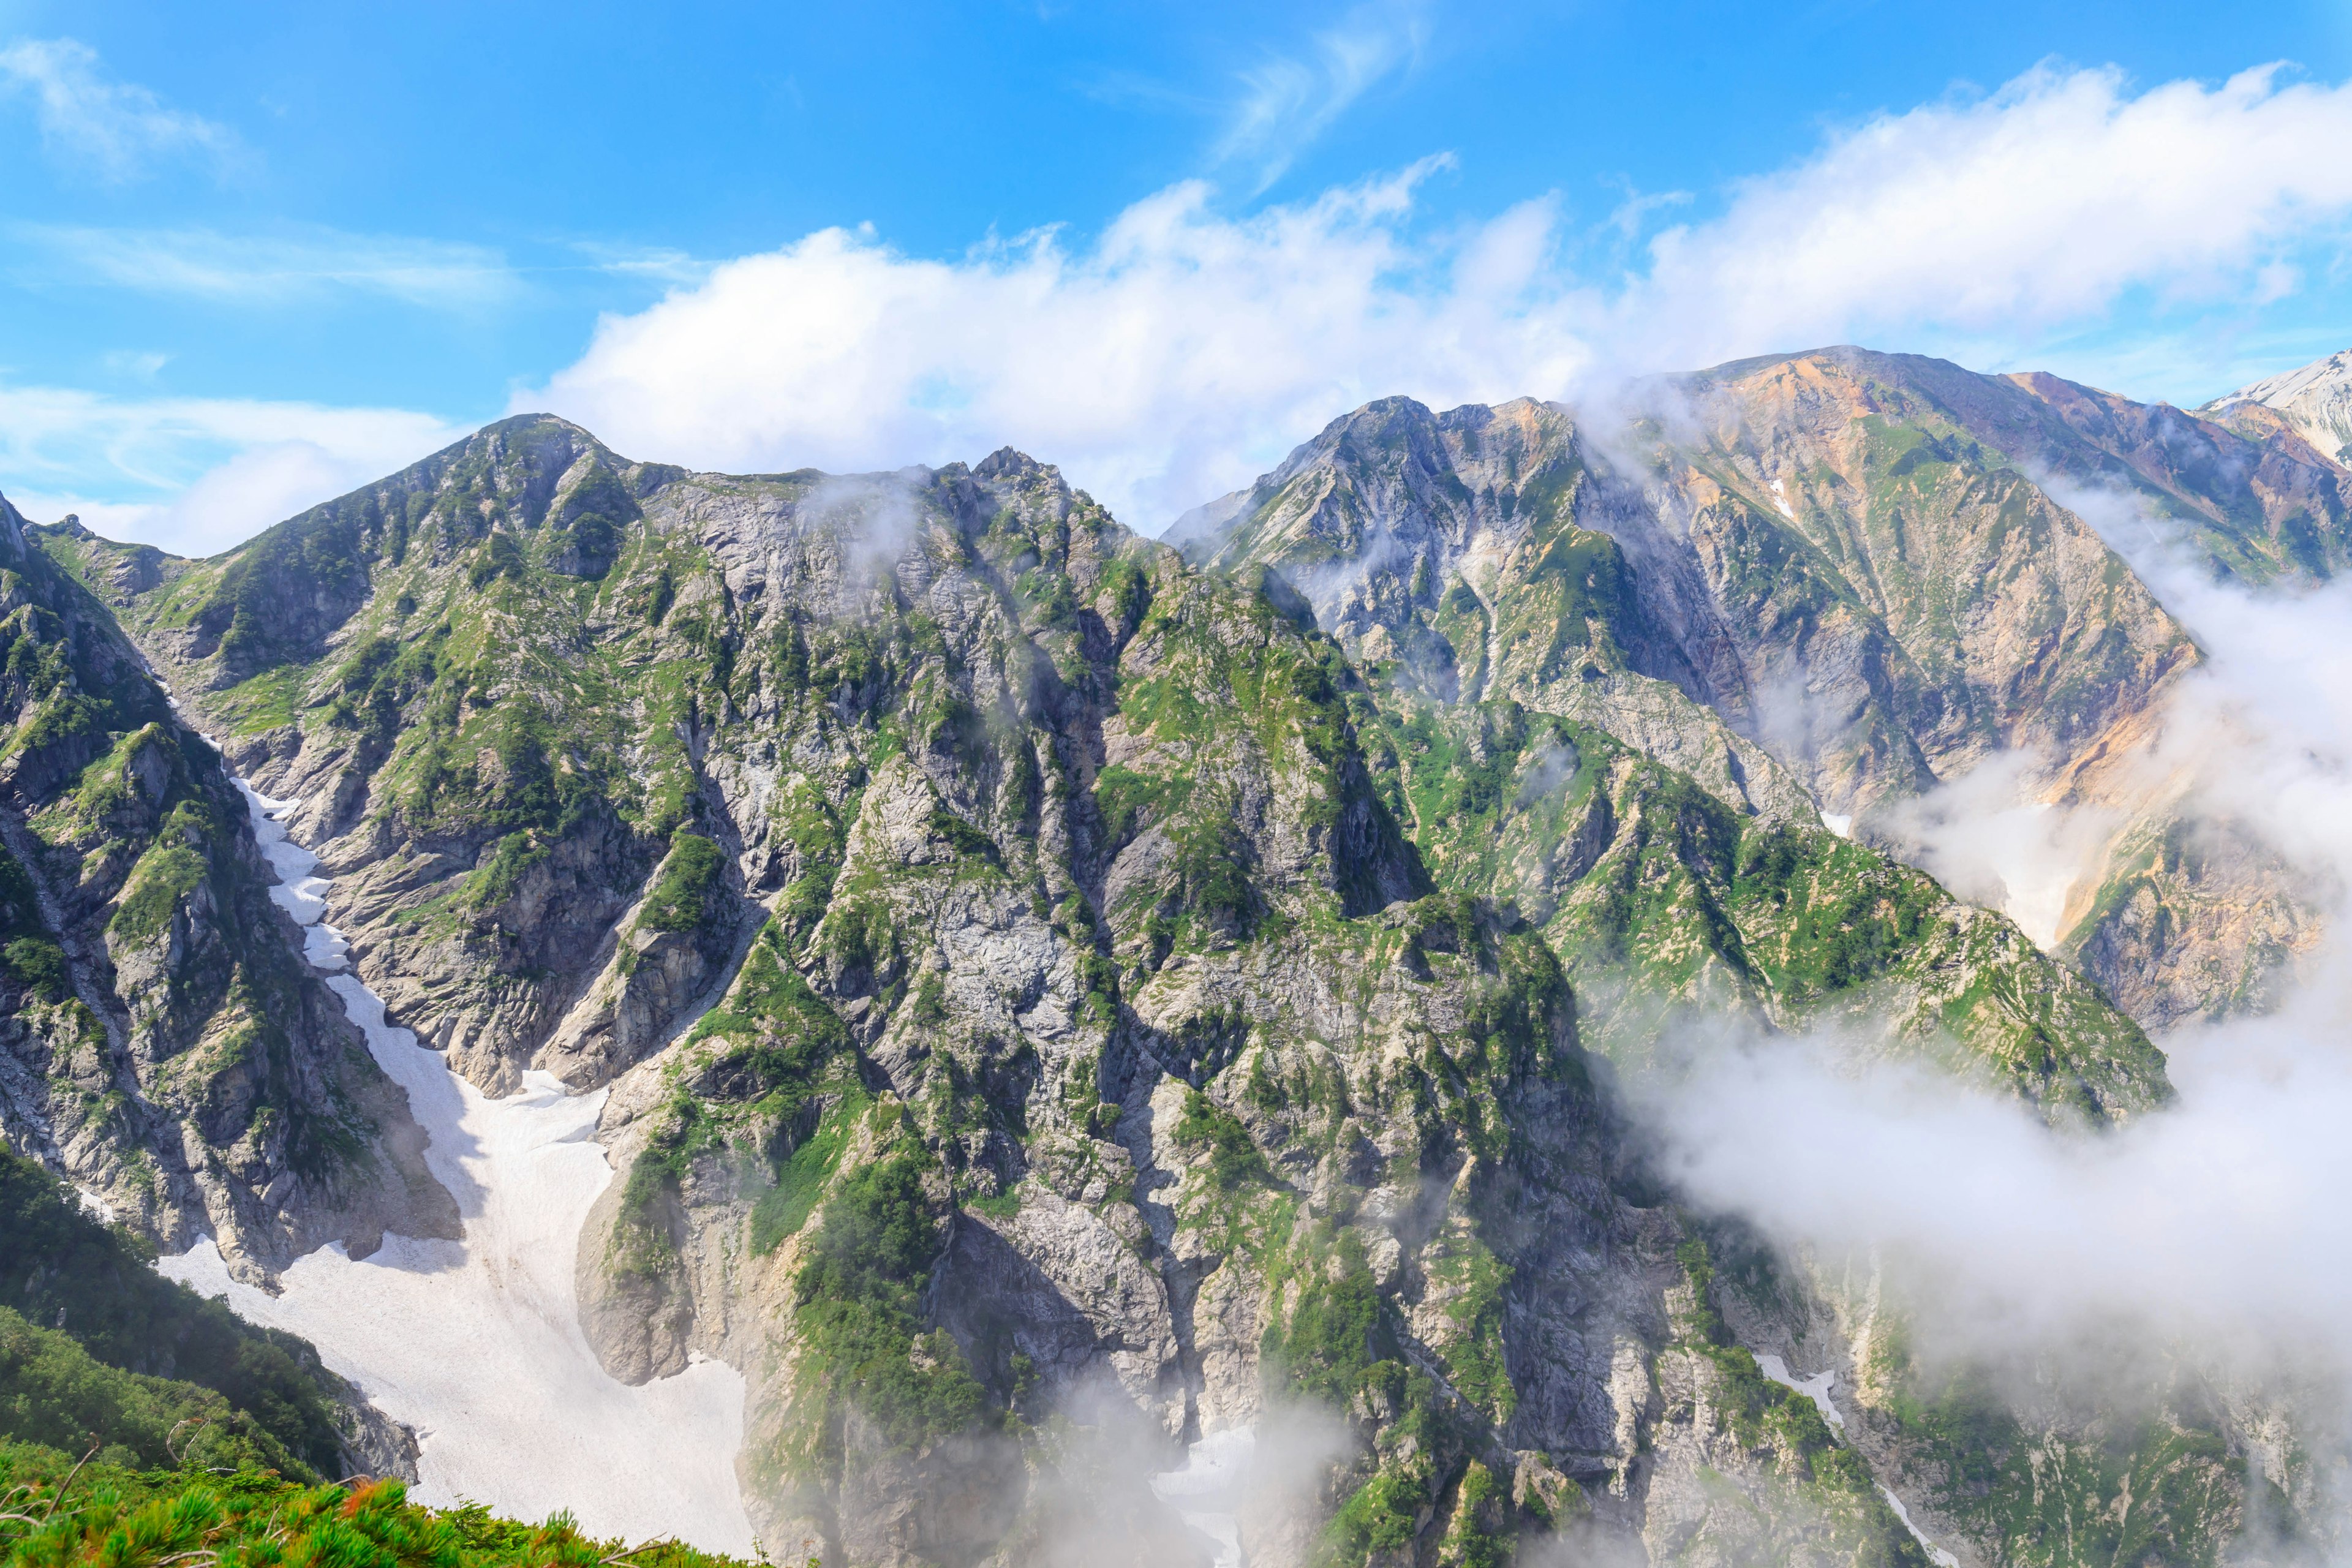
[1148,1425,1254,1568]
[159,778,755,1553]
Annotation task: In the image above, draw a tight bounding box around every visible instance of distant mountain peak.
[2199,346,2352,466]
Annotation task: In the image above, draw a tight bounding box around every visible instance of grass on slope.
[0,1441,768,1568]
[0,1144,347,1476]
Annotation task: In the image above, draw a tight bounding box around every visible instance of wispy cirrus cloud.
[1213,2,1429,192]
[567,240,714,288]
[0,37,239,181]
[13,223,521,309]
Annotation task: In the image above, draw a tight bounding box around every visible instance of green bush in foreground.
[0,1439,772,1568]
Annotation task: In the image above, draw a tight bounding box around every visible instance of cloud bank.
[530,62,2352,534]
[1642,491,2352,1398]
[23,59,2352,559]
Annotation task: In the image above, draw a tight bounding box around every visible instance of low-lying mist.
[1630,481,2352,1536]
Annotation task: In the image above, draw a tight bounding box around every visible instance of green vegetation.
[1323,1467,1431,1564]
[0,850,66,1003]
[0,1145,347,1476]
[1864,1318,2246,1568]
[791,1150,996,1453]
[748,1095,864,1255]
[1174,1090,1270,1191]
[0,1446,761,1568]
[1361,692,2162,1112]
[637,832,725,933]
[1672,1233,1917,1552]
[687,926,849,1090]
[925,807,1000,867]
[0,1307,309,1475]
[1420,1226,1515,1423]
[210,664,307,736]
[105,841,206,944]
[1262,1231,1384,1407]
[1438,1460,1512,1568]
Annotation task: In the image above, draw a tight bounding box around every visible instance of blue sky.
[5,0,2352,551]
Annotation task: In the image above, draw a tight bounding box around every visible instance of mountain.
[0,1140,411,1477]
[2,346,2326,1566]
[2199,346,2352,467]
[1180,347,2345,1031]
[0,491,451,1280]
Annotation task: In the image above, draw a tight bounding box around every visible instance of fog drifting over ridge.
[1637,486,2352,1392]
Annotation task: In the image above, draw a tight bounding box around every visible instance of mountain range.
[4,341,2349,1567]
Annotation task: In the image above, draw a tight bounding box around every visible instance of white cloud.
[524,62,2352,536]
[1870,751,2121,949]
[1641,489,2352,1387]
[1624,62,2352,368]
[530,163,1594,530]
[20,60,2352,559]
[14,224,518,309]
[1215,2,1429,192]
[0,37,237,181]
[0,384,461,556]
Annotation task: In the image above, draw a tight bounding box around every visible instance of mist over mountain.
[4,341,2352,1567]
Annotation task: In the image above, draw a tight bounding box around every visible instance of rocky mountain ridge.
[0,490,451,1281]
[4,341,2337,1566]
[1180,346,2351,1033]
[2201,345,2352,466]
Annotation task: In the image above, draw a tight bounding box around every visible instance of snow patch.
[1820,812,1853,838]
[1754,1357,1959,1567]
[1754,1352,1844,1429]
[1149,1425,1254,1568]
[1770,477,1798,520]
[157,779,754,1553]
[1877,1483,1962,1568]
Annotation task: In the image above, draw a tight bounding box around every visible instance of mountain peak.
[2199,346,2352,466]
[970,445,1058,483]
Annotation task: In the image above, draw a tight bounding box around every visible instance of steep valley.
[4,342,2350,1567]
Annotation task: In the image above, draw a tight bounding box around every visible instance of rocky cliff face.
[1182,347,2352,1041]
[1178,356,2209,821]
[0,493,453,1282]
[24,362,2315,1566]
[2200,347,2352,469]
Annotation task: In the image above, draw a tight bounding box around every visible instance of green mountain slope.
[9,371,2278,1566]
[0,491,451,1278]
[1178,349,2346,1033]
[0,1140,406,1478]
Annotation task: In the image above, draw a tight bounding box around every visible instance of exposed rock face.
[1181,361,2206,821]
[1182,347,2352,1040]
[0,492,453,1281]
[36,361,2313,1565]
[2199,346,2352,469]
